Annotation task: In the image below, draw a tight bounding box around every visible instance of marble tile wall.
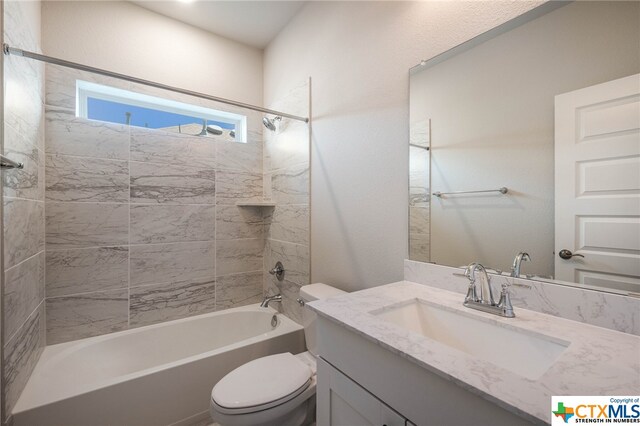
[408,119,430,262]
[214,140,265,311]
[2,0,46,418]
[263,81,311,324]
[43,64,266,343]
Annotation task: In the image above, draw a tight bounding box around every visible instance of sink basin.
[370,299,569,380]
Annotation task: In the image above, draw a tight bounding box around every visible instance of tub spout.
[260,294,282,308]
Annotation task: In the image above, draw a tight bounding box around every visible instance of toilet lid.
[212,353,312,410]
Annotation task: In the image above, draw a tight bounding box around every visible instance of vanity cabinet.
[315,316,536,426]
[317,357,413,426]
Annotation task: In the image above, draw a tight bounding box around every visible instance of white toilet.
[210,283,345,426]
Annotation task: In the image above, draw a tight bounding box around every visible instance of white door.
[555,74,640,292]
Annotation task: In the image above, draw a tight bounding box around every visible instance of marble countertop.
[308,281,640,424]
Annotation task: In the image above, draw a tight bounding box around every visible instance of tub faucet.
[510,252,531,278]
[462,263,515,318]
[260,294,282,308]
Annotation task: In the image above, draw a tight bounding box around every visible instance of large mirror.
[409,1,640,294]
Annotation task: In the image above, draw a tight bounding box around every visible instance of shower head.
[206,125,223,136]
[197,120,224,137]
[262,116,281,131]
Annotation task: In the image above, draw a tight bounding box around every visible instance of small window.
[76,80,247,143]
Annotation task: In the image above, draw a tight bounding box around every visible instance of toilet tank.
[299,283,346,356]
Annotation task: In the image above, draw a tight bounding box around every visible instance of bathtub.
[12,305,305,426]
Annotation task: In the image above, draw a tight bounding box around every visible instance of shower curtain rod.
[3,44,309,123]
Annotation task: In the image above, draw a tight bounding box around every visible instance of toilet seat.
[211,353,313,415]
[212,379,311,415]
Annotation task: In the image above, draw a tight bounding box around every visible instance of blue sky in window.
[87,98,235,130]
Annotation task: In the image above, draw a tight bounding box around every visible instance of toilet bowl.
[210,284,346,426]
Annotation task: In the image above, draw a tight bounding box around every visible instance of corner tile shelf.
[236,201,276,207]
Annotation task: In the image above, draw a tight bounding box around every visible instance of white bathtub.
[12,305,305,426]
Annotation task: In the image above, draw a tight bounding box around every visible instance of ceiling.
[131,1,306,49]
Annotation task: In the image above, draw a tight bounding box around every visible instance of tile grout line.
[4,295,45,351]
[214,153,218,312]
[262,123,268,301]
[130,275,218,292]
[45,240,217,252]
[3,249,45,344]
[4,249,42,274]
[46,286,128,301]
[41,86,48,348]
[45,200,218,207]
[3,196,44,203]
[4,121,40,151]
[265,237,310,249]
[215,269,264,279]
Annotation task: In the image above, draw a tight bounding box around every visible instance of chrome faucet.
[260,294,282,308]
[510,252,531,278]
[465,263,494,305]
[462,263,515,318]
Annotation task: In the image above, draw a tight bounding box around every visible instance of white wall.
[41,1,263,106]
[264,1,543,291]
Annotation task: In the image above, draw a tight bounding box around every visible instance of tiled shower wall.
[408,119,430,262]
[43,65,267,344]
[2,1,46,416]
[263,81,311,323]
[2,6,309,414]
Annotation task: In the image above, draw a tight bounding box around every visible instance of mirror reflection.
[409,1,640,294]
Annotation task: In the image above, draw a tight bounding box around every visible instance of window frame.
[76,80,247,143]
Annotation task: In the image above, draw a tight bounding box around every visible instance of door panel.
[579,97,640,138]
[579,156,640,194]
[578,216,640,251]
[317,357,407,426]
[577,270,640,293]
[555,74,640,289]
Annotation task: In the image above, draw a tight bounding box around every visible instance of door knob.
[558,249,585,260]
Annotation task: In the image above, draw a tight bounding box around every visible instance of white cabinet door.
[555,73,640,292]
[317,357,407,426]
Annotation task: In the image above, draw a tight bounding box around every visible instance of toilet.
[210,283,346,426]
